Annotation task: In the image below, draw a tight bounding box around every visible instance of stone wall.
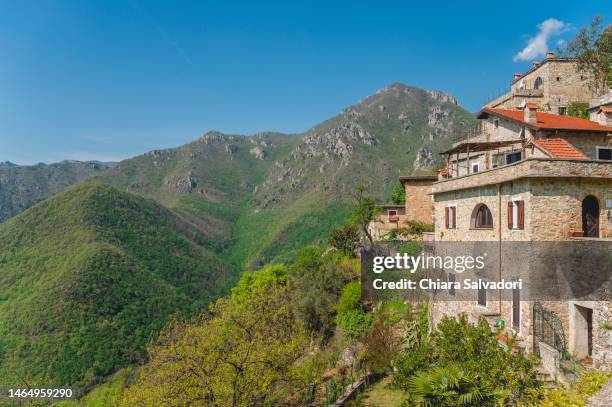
[434,158,611,195]
[403,179,435,224]
[530,178,612,239]
[509,59,592,113]
[559,133,612,160]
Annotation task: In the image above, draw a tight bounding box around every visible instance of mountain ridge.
[0,182,233,392]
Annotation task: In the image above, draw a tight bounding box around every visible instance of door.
[582,196,599,237]
[512,286,520,331]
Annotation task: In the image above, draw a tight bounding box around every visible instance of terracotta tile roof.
[482,108,612,132]
[599,106,612,113]
[533,138,588,159]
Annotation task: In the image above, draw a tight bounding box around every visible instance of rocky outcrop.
[413,147,434,170]
[249,146,265,160]
[427,90,458,105]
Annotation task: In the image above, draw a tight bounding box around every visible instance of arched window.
[534,77,543,90]
[473,204,493,229]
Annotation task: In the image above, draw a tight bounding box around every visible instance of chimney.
[524,103,537,124]
[532,60,541,69]
[546,51,555,59]
[513,72,522,81]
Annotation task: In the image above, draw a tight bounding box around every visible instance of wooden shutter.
[508,201,513,229]
[451,207,456,229]
[517,201,524,230]
[445,207,449,229]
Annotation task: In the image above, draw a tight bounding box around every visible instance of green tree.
[289,247,351,338]
[564,16,612,95]
[350,185,381,245]
[121,270,307,407]
[391,183,406,205]
[328,223,360,257]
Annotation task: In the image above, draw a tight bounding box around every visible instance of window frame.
[505,151,522,165]
[507,199,525,230]
[445,205,457,229]
[471,162,480,173]
[473,204,493,230]
[596,146,612,161]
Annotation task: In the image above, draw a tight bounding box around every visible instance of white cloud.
[514,18,569,62]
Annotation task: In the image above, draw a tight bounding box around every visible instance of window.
[448,273,456,296]
[596,146,612,161]
[558,106,567,115]
[492,154,504,168]
[477,279,487,306]
[494,119,499,128]
[506,151,522,164]
[556,76,561,82]
[507,200,524,230]
[474,204,493,229]
[518,127,525,139]
[388,210,398,221]
[471,163,480,173]
[445,206,457,229]
[534,76,543,90]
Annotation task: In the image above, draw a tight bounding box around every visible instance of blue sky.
[0,1,609,164]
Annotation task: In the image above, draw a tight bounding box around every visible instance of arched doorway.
[582,196,599,238]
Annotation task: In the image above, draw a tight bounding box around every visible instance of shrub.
[391,183,406,205]
[393,315,543,406]
[329,223,360,257]
[406,364,506,407]
[337,309,372,340]
[567,102,589,119]
[542,369,612,407]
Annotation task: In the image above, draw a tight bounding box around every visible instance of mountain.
[0,182,232,393]
[0,160,116,222]
[96,83,475,268]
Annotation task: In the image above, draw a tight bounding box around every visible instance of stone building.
[431,99,612,373]
[368,176,436,240]
[486,52,592,115]
[368,54,611,373]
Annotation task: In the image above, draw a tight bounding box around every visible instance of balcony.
[433,158,612,194]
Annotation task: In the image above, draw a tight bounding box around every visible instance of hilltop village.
[370,52,612,379]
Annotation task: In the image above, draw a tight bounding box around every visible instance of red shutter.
[508,201,513,229]
[445,207,449,229]
[451,207,456,229]
[517,201,524,230]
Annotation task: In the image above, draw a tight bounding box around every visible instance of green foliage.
[600,321,612,330]
[567,102,590,119]
[391,183,406,205]
[337,309,372,340]
[393,315,543,406]
[363,303,406,374]
[542,369,612,407]
[406,364,505,407]
[350,185,382,244]
[564,15,612,95]
[336,281,362,314]
[231,263,287,304]
[121,269,308,407]
[396,220,434,238]
[288,247,355,338]
[329,223,360,257]
[0,183,232,393]
[0,161,113,222]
